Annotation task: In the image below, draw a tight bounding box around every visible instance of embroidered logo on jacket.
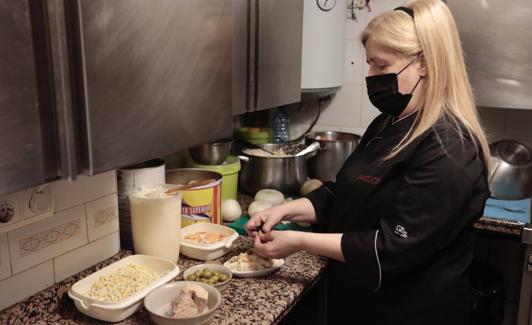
[394,225,408,238]
[356,175,381,185]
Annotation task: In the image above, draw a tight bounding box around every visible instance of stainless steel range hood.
[447,0,532,110]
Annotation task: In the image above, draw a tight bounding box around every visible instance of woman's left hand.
[253,230,301,259]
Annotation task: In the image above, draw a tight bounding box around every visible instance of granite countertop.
[0,236,327,325]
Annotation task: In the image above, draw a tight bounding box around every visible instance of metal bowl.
[189,139,232,165]
[489,140,532,200]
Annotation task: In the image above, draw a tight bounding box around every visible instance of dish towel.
[483,197,531,224]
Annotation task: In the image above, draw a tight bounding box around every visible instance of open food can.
[166,169,222,228]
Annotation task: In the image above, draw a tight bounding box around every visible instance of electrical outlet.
[0,195,22,226]
[22,185,54,220]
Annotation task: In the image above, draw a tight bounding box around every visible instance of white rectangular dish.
[68,254,179,322]
[180,223,239,261]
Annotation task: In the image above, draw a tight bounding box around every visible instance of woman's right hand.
[245,205,285,238]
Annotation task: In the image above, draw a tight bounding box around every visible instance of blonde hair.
[361,0,491,170]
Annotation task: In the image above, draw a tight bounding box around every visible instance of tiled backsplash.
[0,170,119,310]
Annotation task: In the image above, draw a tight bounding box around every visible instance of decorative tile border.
[94,206,118,228]
[18,220,81,258]
[8,205,87,274]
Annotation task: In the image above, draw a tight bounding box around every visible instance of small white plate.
[223,258,284,278]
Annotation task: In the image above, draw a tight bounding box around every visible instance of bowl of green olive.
[183,264,232,290]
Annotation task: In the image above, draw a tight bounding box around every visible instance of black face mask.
[365,59,422,116]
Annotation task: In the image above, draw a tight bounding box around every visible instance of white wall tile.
[318,84,363,127]
[0,195,22,230]
[85,194,119,242]
[8,205,88,274]
[50,170,117,212]
[340,126,367,136]
[54,232,119,282]
[344,40,365,85]
[345,7,367,40]
[366,0,407,21]
[312,124,343,133]
[0,233,11,280]
[0,261,54,311]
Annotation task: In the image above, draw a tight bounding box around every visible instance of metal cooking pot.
[489,140,532,200]
[305,131,361,182]
[238,143,317,195]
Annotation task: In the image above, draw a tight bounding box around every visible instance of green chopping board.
[227,214,312,236]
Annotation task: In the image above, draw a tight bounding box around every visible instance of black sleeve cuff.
[341,230,381,291]
[305,181,335,226]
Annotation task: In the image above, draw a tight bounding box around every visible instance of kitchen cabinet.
[448,0,532,110]
[232,0,304,115]
[0,1,62,196]
[0,0,234,197]
[69,0,233,175]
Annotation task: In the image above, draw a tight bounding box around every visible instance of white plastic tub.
[180,223,238,261]
[68,255,180,322]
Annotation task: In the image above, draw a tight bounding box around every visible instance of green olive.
[211,275,220,283]
[212,271,220,277]
[186,274,197,281]
[200,277,209,283]
[194,271,202,278]
[219,273,229,282]
[207,278,218,285]
[202,270,213,278]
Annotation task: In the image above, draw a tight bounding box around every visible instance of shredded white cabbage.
[87,264,166,302]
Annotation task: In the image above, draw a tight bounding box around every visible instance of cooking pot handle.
[237,155,250,162]
[305,150,318,159]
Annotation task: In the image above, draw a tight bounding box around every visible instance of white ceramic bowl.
[144,281,222,325]
[68,255,180,322]
[183,264,232,290]
[180,223,238,261]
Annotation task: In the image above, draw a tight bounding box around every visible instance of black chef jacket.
[306,112,489,325]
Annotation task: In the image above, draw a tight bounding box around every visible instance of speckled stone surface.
[474,216,524,237]
[0,236,327,325]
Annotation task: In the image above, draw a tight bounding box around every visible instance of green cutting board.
[227,214,312,236]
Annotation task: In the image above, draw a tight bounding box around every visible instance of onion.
[254,189,284,206]
[300,179,323,196]
[221,199,242,222]
[247,200,273,217]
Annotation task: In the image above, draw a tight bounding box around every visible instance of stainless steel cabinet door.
[0,1,60,196]
[255,0,303,110]
[448,0,532,110]
[71,0,233,174]
[232,0,303,113]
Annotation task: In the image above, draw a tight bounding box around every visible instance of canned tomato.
[166,169,222,227]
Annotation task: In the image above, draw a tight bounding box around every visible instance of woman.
[246,1,491,324]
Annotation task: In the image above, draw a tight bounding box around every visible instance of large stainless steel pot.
[305,131,361,182]
[489,140,532,200]
[238,143,317,195]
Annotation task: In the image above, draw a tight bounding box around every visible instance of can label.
[181,185,220,227]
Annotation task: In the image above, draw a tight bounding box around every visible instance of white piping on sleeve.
[374,229,382,292]
[323,186,334,197]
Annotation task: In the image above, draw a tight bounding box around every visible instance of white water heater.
[301,0,346,94]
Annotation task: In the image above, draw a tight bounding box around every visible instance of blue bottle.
[273,107,290,143]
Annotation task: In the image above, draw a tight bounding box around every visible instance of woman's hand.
[245,198,318,238]
[245,205,284,237]
[253,230,301,259]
